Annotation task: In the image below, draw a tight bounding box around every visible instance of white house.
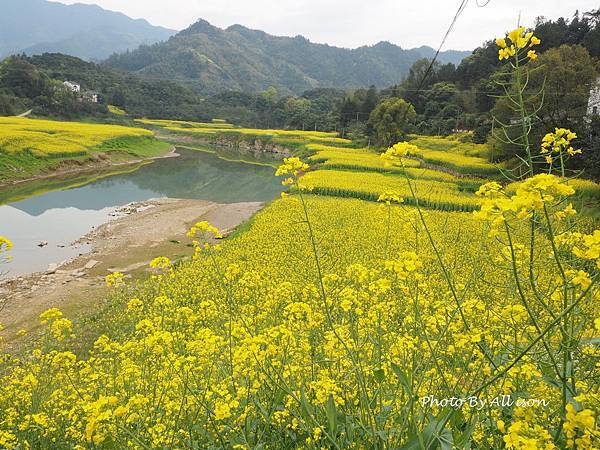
[588,77,600,117]
[63,81,81,93]
[81,91,99,103]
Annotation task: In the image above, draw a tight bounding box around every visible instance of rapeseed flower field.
[137,118,354,148]
[0,29,599,448]
[0,117,170,183]
[1,126,598,447]
[0,117,152,157]
[300,169,482,211]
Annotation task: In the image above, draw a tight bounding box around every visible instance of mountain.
[0,0,176,61]
[105,19,471,95]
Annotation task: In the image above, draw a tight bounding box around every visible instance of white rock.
[84,260,99,270]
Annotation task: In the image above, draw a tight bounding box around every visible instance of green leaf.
[391,362,413,395]
[299,389,313,420]
[438,427,454,450]
[374,367,386,383]
[326,394,337,437]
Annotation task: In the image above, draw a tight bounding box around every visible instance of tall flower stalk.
[493,27,542,179]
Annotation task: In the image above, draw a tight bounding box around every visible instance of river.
[0,147,284,276]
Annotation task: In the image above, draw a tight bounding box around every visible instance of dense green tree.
[490,44,598,167]
[530,45,598,128]
[0,57,46,98]
[368,97,416,146]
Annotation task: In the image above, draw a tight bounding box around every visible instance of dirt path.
[0,198,263,350]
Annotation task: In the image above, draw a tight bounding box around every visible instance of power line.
[390,0,485,128]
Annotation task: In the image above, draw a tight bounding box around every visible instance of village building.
[81,91,100,103]
[63,81,81,93]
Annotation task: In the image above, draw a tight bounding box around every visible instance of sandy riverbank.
[0,198,263,349]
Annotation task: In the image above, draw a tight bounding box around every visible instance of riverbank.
[0,146,178,203]
[0,198,263,351]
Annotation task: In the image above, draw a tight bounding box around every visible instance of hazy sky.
[57,0,597,50]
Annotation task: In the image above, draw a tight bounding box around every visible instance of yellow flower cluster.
[564,403,598,449]
[105,271,124,288]
[301,168,482,211]
[541,128,582,164]
[377,191,404,205]
[475,174,575,232]
[107,105,127,116]
[308,144,420,172]
[0,236,13,253]
[149,256,172,270]
[0,193,597,448]
[275,157,310,186]
[1,116,599,448]
[39,308,73,342]
[557,230,600,269]
[187,221,223,240]
[135,118,235,129]
[406,143,500,176]
[381,141,419,160]
[139,119,353,147]
[497,27,541,61]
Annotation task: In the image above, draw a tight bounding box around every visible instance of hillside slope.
[105,19,471,95]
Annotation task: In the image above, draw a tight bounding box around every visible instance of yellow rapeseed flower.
[0,236,13,253]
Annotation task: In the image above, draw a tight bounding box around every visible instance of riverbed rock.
[46,263,59,274]
[37,241,48,248]
[84,260,99,270]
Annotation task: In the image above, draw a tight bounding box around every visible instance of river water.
[0,148,283,276]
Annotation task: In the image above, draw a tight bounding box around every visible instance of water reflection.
[1,148,283,275]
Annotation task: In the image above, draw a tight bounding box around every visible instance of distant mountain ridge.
[106,19,472,95]
[0,0,175,61]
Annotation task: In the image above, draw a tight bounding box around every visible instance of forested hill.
[0,0,175,61]
[0,54,204,119]
[105,19,471,95]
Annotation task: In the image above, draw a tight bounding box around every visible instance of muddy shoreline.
[0,198,263,348]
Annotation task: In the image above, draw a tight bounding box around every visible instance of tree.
[362,85,379,115]
[530,45,598,129]
[368,98,416,146]
[490,44,598,168]
[284,97,312,130]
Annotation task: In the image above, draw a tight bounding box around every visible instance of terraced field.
[136,118,354,149]
[0,128,599,448]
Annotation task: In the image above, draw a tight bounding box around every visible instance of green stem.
[514,53,534,177]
